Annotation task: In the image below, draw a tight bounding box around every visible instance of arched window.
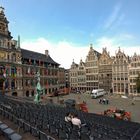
[11,53,16,62]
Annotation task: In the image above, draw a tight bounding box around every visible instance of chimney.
[45,50,49,57]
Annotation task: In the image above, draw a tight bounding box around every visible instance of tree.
[136,73,140,93]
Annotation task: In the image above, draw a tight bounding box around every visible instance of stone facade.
[69,60,78,92]
[129,53,140,96]
[112,48,129,95]
[21,49,60,97]
[0,7,64,97]
[98,48,113,93]
[77,59,86,92]
[58,67,66,93]
[0,7,23,96]
[85,44,100,91]
[69,45,140,96]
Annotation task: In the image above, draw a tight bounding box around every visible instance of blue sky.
[1,0,140,68]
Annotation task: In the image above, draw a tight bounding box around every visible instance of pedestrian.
[99,99,101,104]
[106,99,109,104]
[103,98,106,104]
[71,114,81,128]
[131,97,135,105]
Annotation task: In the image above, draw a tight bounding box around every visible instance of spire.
[17,35,20,48]
[90,43,93,49]
[72,59,75,65]
[0,6,12,39]
[0,6,4,13]
[118,46,121,52]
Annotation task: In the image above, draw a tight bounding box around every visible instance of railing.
[0,59,21,64]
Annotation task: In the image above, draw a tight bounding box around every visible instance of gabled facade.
[98,48,113,93]
[85,44,100,91]
[129,53,140,96]
[77,59,86,92]
[112,48,129,95]
[69,60,78,92]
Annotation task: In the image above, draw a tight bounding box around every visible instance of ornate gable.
[0,7,12,39]
[99,48,112,65]
[113,47,128,65]
[86,44,98,62]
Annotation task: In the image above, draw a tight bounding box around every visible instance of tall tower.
[0,6,12,41]
[0,6,22,96]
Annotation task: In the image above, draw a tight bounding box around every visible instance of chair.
[30,126,39,137]
[90,130,101,139]
[0,108,3,115]
[39,131,49,140]
[80,124,90,134]
[23,122,31,133]
[72,125,80,131]
[8,113,13,121]
[80,132,90,140]
[12,116,18,124]
[49,125,58,136]
[42,121,49,130]
[58,128,69,140]
[69,130,80,140]
[48,136,56,140]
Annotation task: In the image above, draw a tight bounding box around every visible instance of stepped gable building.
[0,7,22,95]
[69,59,78,92]
[85,44,101,91]
[69,44,140,96]
[112,48,129,95]
[0,6,60,96]
[98,48,113,93]
[129,53,140,96]
[77,59,86,92]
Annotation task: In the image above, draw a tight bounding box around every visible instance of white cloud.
[21,38,89,69]
[95,36,140,57]
[21,37,140,69]
[104,3,123,29]
[118,33,134,40]
[94,37,119,56]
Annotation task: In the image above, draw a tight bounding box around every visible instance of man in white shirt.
[71,114,81,128]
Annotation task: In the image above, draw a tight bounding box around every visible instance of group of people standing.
[65,112,81,128]
[99,98,109,104]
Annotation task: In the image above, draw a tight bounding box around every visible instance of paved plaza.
[0,94,140,140]
[51,93,140,123]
